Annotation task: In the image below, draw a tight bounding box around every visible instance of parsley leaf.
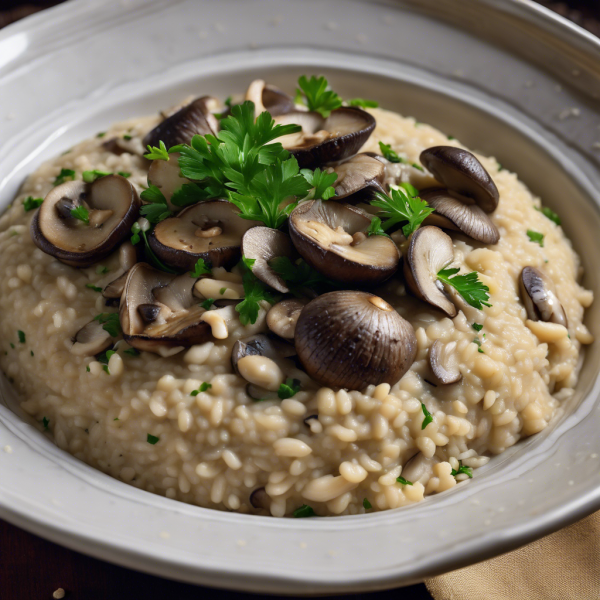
[451,461,473,479]
[93,313,121,337]
[123,348,140,357]
[171,182,212,208]
[472,323,483,332]
[527,230,544,247]
[437,268,491,310]
[96,265,109,275]
[117,171,131,178]
[86,284,103,292]
[363,498,372,510]
[201,298,215,310]
[301,167,337,200]
[378,142,423,171]
[70,206,90,224]
[295,75,343,118]
[293,504,316,518]
[82,170,111,183]
[147,434,160,445]
[370,187,434,237]
[190,258,211,278]
[144,140,170,161]
[17,330,26,344]
[421,403,433,430]
[235,259,276,325]
[42,417,50,431]
[23,196,43,212]
[347,98,379,109]
[397,476,413,486]
[140,185,172,224]
[366,216,388,237]
[270,256,342,297]
[53,168,76,186]
[190,382,212,396]
[278,378,301,400]
[535,206,561,226]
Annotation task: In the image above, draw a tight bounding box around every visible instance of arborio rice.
[0,79,594,517]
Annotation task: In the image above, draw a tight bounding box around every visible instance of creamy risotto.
[0,77,594,517]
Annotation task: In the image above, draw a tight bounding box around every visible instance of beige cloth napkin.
[425,511,600,600]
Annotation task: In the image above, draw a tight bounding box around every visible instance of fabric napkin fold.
[425,511,600,600]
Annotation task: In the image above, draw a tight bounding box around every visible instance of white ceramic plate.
[1,0,600,594]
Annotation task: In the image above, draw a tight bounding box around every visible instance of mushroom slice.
[420,146,499,213]
[148,199,261,271]
[31,175,141,268]
[103,271,129,300]
[266,298,308,339]
[295,291,417,390]
[70,319,113,356]
[289,200,399,285]
[147,153,189,206]
[429,339,462,385]
[274,107,376,168]
[421,189,500,244]
[331,153,386,202]
[249,487,271,510]
[403,226,457,318]
[120,263,212,353]
[245,79,295,117]
[143,96,218,150]
[241,227,298,293]
[519,266,568,327]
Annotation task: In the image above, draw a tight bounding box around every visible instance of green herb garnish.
[70,205,90,224]
[190,258,211,278]
[421,403,433,430]
[451,462,473,479]
[301,167,337,200]
[527,229,545,247]
[369,186,434,237]
[140,185,172,223]
[17,330,25,344]
[93,313,121,337]
[293,504,316,518]
[437,268,491,310]
[123,134,132,141]
[147,434,160,445]
[144,140,169,161]
[96,265,109,275]
[295,75,342,118]
[82,170,111,183]
[96,132,106,138]
[363,498,372,510]
[42,417,50,431]
[535,206,561,226]
[472,323,483,332]
[53,168,76,186]
[117,171,131,178]
[278,378,301,400]
[123,348,140,357]
[270,256,341,297]
[235,259,276,325]
[201,298,215,310]
[347,98,379,109]
[397,476,413,486]
[23,196,43,212]
[86,284,103,292]
[190,382,212,396]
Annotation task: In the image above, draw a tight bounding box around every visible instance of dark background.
[1,1,599,599]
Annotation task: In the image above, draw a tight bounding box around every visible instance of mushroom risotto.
[0,76,594,517]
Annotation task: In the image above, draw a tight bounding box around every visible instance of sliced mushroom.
[274,107,376,168]
[120,263,212,353]
[331,153,386,201]
[147,153,189,206]
[148,199,261,271]
[102,241,139,303]
[519,266,568,327]
[70,319,113,356]
[245,79,295,117]
[403,226,457,318]
[31,175,141,268]
[295,291,417,390]
[266,298,308,339]
[420,146,499,213]
[241,227,298,293]
[103,271,129,301]
[249,487,271,510]
[421,189,500,244]
[429,339,462,385]
[289,200,400,285]
[143,96,218,150]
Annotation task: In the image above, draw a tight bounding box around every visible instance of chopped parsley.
[144,140,170,161]
[421,403,433,430]
[219,287,227,295]
[397,476,413,486]
[451,461,473,479]
[96,132,106,138]
[235,258,276,325]
[437,268,491,310]
[294,75,342,118]
[70,205,90,224]
[363,498,372,510]
[527,229,545,247]
[278,378,301,400]
[190,382,212,396]
[347,98,379,109]
[82,169,111,183]
[378,141,423,171]
[30,351,34,357]
[447,135,456,140]
[201,298,215,310]
[190,258,211,278]
[96,265,109,275]
[114,417,119,421]
[9,343,14,349]
[17,330,25,344]
[123,348,140,357]
[86,365,91,372]
[93,313,121,337]
[123,134,133,141]
[42,417,50,431]
[117,171,131,178]
[368,185,434,237]
[85,284,103,292]
[535,206,561,226]
[300,167,337,200]
[140,185,172,224]
[293,504,316,518]
[473,336,484,353]
[472,323,483,332]
[53,168,76,186]
[147,434,160,445]
[23,196,43,212]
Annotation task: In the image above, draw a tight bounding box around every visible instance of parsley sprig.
[278,378,301,400]
[451,461,473,479]
[93,313,121,337]
[535,206,561,226]
[437,268,491,310]
[295,75,343,118]
[23,196,43,212]
[235,257,277,325]
[301,168,337,200]
[70,206,90,224]
[144,140,170,161]
[140,185,172,224]
[190,258,211,278]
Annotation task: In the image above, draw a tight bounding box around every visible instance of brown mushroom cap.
[403,226,457,318]
[295,291,417,390]
[143,96,218,150]
[420,146,499,213]
[120,263,212,353]
[31,175,141,268]
[519,266,568,327]
[148,199,261,271]
[332,153,386,202]
[241,227,298,293]
[274,107,376,168]
[245,79,295,117]
[420,188,500,244]
[289,200,400,286]
[429,339,462,384]
[266,298,308,339]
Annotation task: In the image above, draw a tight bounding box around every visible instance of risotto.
[0,77,593,517]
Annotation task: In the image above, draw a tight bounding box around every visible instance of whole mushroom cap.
[295,291,417,390]
[420,146,499,213]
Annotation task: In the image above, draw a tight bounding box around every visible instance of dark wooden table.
[1,2,598,599]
